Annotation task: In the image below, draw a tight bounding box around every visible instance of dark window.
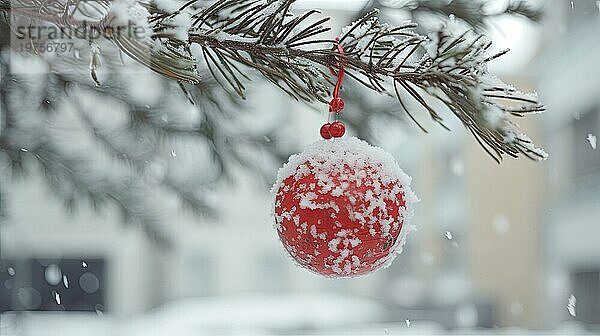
[570,269,600,325]
[0,258,105,313]
[0,260,17,312]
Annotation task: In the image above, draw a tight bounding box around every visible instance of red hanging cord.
[329,37,345,113]
[321,37,347,139]
[333,38,345,98]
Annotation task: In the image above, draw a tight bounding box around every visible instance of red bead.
[320,123,332,139]
[329,121,346,138]
[329,97,345,113]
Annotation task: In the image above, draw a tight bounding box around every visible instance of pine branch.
[343,0,544,146]
[1,0,546,162]
[185,0,545,162]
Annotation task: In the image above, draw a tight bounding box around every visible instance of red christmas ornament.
[272,137,417,277]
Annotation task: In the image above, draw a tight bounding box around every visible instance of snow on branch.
[2,0,546,162]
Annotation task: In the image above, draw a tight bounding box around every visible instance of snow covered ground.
[0,294,595,336]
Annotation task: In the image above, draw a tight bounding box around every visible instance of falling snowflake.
[171,149,177,158]
[82,261,88,268]
[450,158,464,176]
[54,291,61,305]
[7,267,15,276]
[445,231,453,240]
[587,134,597,149]
[63,275,69,288]
[567,294,576,317]
[44,264,62,286]
[510,301,524,316]
[405,319,411,327]
[421,252,434,265]
[493,214,511,235]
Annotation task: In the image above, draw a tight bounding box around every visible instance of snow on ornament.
[271,137,418,277]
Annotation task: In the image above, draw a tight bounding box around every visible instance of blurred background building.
[1,0,600,335]
[537,0,600,330]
